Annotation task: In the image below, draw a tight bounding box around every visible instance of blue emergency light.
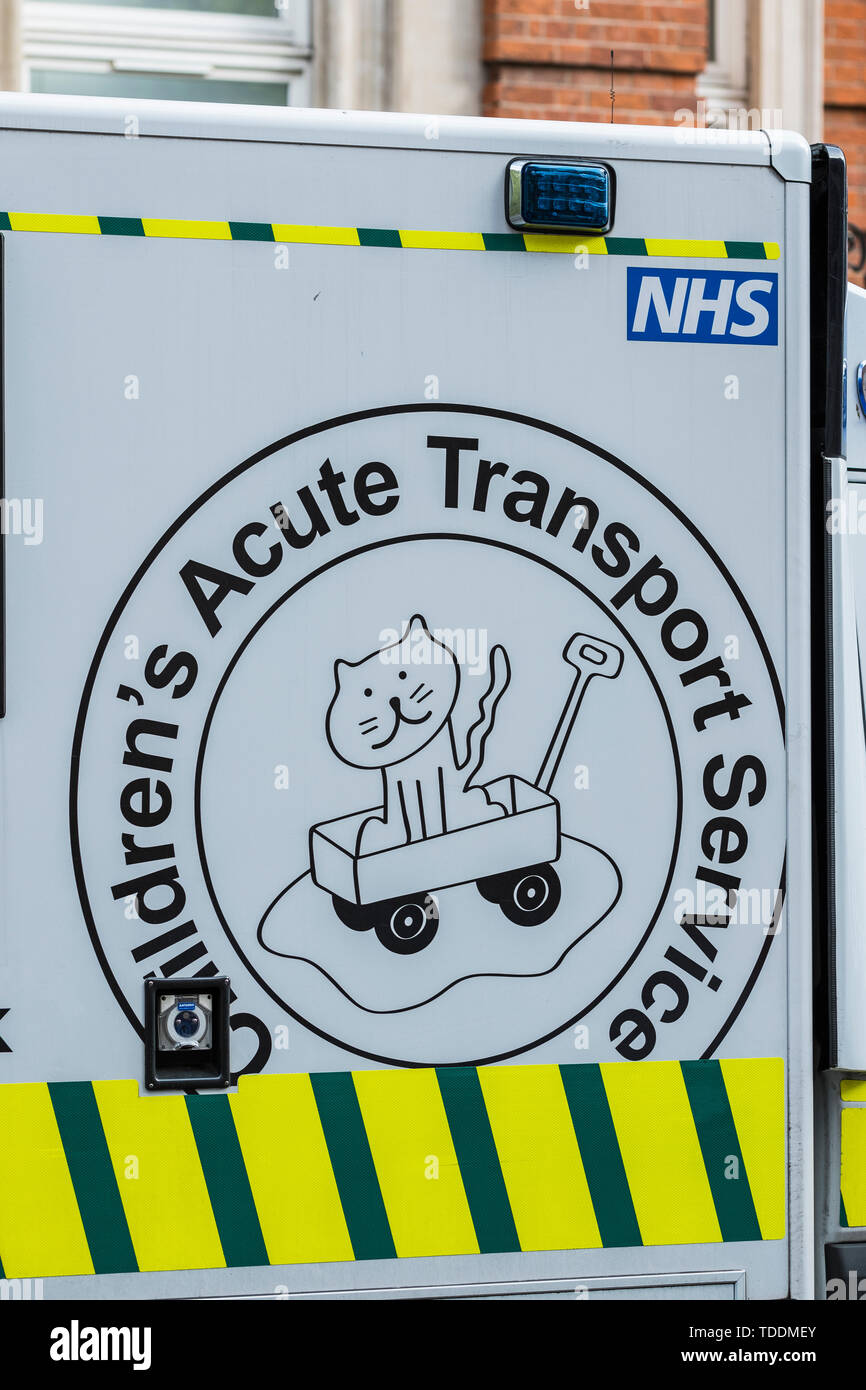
[506,159,613,234]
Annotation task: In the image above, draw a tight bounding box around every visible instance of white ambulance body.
[0,94,851,1300]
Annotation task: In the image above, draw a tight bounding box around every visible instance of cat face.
[326,615,459,769]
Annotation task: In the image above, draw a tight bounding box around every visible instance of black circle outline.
[193,532,683,1066]
[68,402,785,1060]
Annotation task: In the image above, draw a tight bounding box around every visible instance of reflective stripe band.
[0,211,780,261]
[0,1058,785,1279]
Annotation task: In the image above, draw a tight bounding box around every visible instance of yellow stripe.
[479,1064,601,1252]
[399,229,485,252]
[271,223,360,246]
[0,1083,94,1277]
[601,1060,722,1246]
[842,1109,866,1226]
[353,1068,478,1258]
[841,1079,866,1102]
[229,1073,353,1265]
[644,238,728,259]
[523,233,608,255]
[720,1057,786,1240]
[93,1080,224,1273]
[763,241,781,260]
[9,212,101,235]
[141,218,232,241]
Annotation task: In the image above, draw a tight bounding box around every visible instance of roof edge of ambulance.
[0,92,811,175]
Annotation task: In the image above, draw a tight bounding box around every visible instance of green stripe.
[310,1072,396,1261]
[0,212,10,232]
[185,1094,268,1269]
[435,1067,520,1254]
[558,1063,642,1248]
[605,236,648,256]
[357,227,402,248]
[724,240,767,260]
[229,221,274,242]
[841,1192,849,1228]
[482,232,526,252]
[97,216,144,237]
[48,1081,138,1275]
[680,1060,762,1242]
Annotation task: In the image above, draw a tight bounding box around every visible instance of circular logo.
[71,405,785,1070]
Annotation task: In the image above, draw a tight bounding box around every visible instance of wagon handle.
[536,633,624,794]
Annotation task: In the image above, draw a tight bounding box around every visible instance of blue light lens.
[520,162,611,231]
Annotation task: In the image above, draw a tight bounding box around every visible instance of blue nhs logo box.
[627,267,778,345]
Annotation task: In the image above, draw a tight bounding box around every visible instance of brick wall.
[824,0,866,281]
[482,0,709,127]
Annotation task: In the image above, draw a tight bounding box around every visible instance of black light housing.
[144,976,231,1091]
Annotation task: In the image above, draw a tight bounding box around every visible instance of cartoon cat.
[326,615,511,854]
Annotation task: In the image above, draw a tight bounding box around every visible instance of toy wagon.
[310,633,623,953]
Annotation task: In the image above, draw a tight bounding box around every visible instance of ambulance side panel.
[0,100,810,1298]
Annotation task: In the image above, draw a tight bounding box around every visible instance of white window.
[22,0,313,106]
[697,0,750,123]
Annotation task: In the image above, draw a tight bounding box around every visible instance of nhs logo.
[627,267,778,345]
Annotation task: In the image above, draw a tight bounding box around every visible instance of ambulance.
[0,92,857,1302]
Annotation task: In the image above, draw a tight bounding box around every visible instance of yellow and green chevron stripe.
[0,1057,785,1279]
[0,211,780,261]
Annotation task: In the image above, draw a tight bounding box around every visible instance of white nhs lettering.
[632,275,689,334]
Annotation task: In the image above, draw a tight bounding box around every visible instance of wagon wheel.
[481,863,561,926]
[332,895,376,931]
[374,893,439,955]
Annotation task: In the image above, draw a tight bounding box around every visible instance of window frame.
[696,0,750,120]
[22,0,313,105]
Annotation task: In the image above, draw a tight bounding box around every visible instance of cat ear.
[333,658,348,684]
[405,614,429,638]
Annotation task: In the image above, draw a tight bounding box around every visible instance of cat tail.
[460,644,511,787]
